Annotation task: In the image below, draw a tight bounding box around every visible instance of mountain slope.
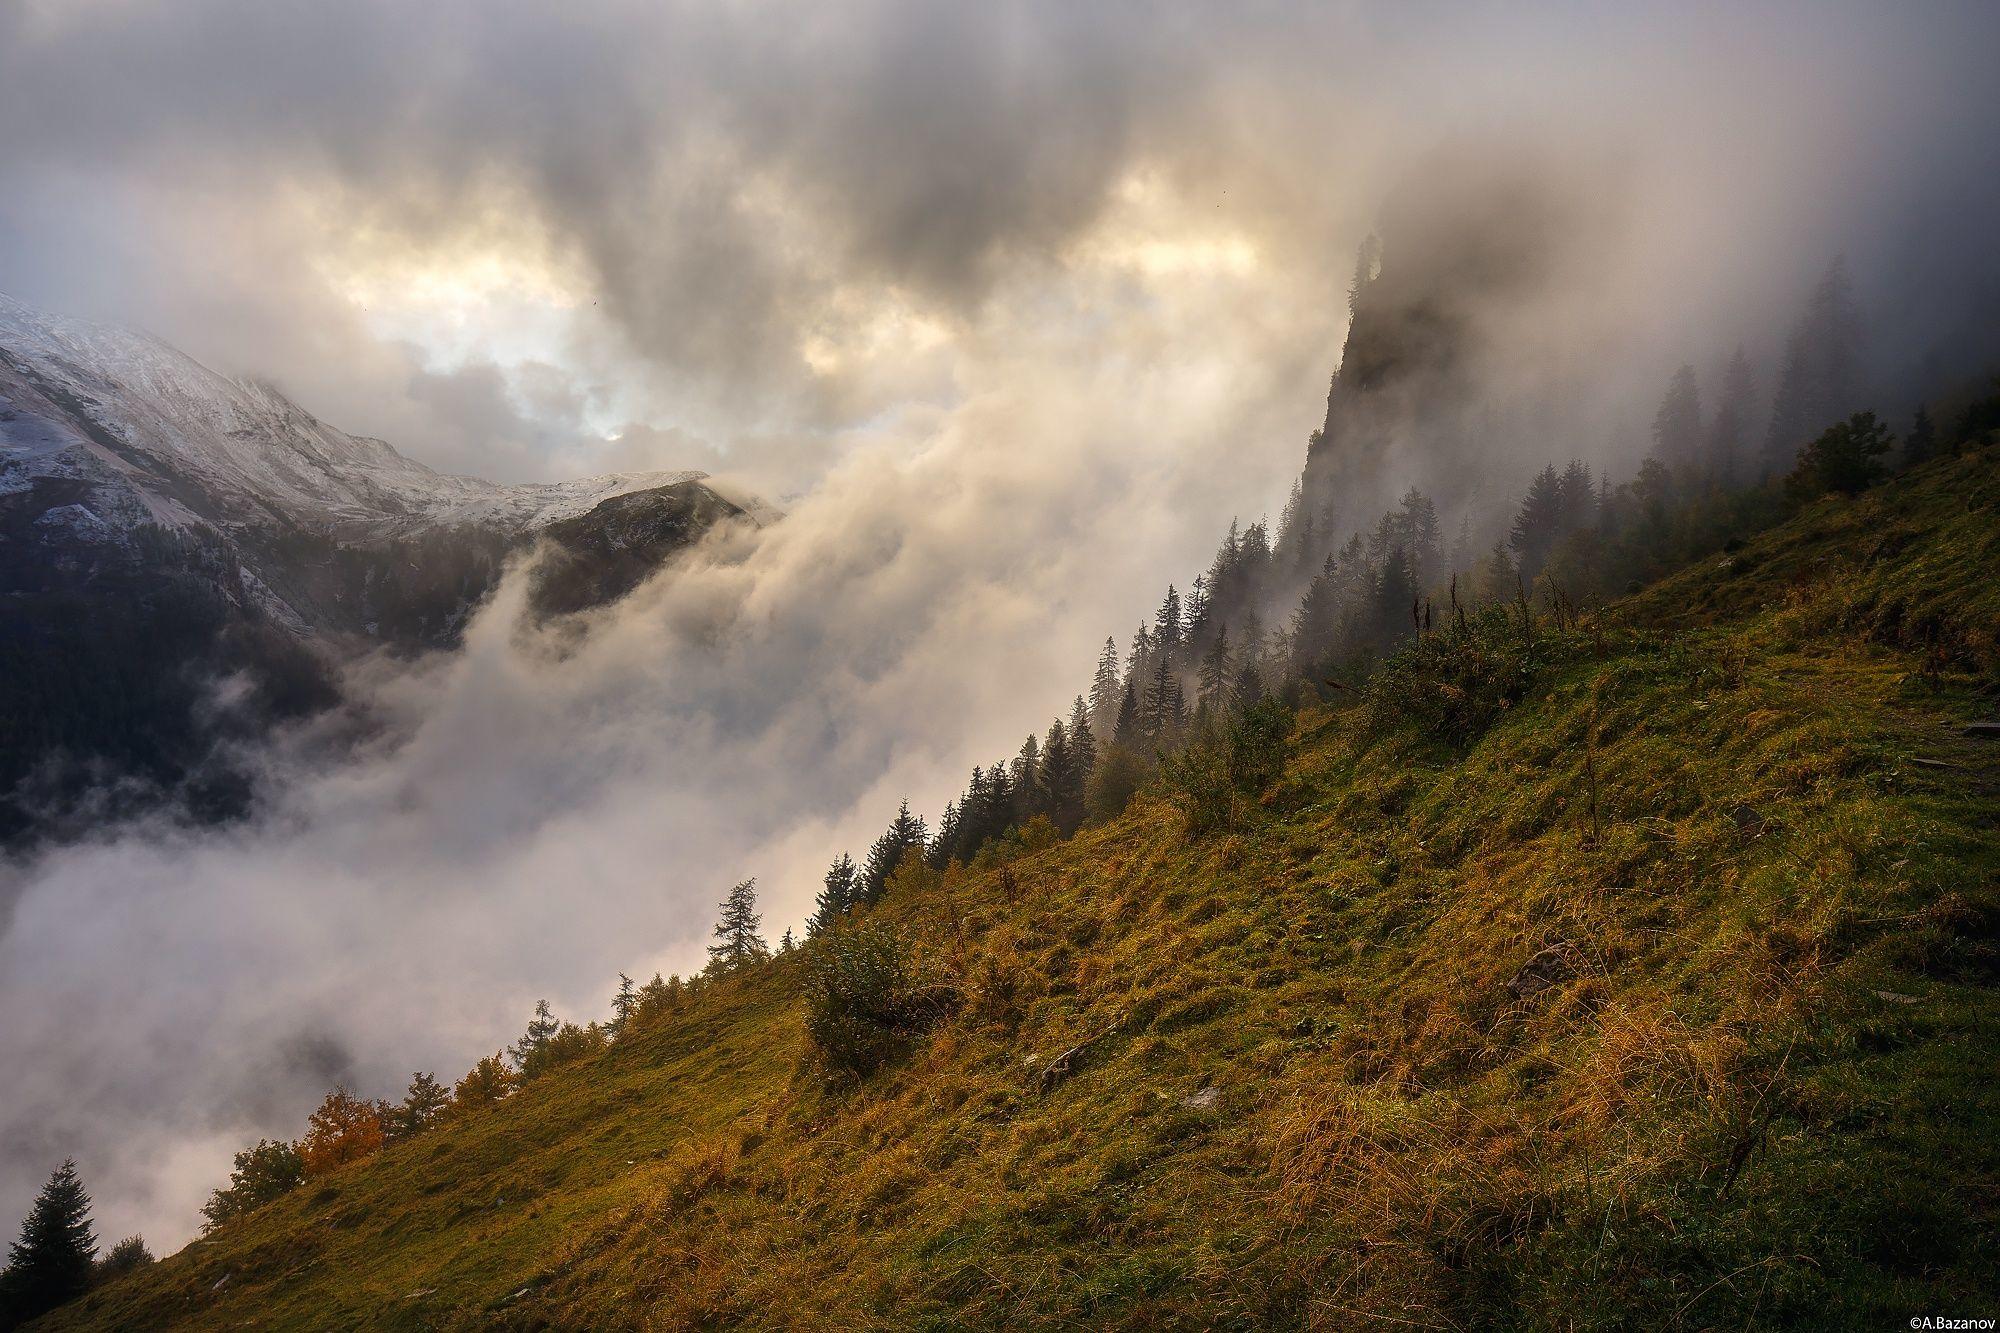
[50,446,2000,1329]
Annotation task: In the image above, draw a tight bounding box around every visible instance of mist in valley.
[2,0,1997,1248]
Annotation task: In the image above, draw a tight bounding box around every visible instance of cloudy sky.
[3,0,1998,1250]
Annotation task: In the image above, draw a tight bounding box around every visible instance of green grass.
[50,448,2000,1330]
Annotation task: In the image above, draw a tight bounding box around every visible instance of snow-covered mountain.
[0,293,761,841]
[0,291,708,544]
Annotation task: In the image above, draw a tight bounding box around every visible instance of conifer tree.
[1067,695,1097,781]
[1349,232,1381,311]
[1089,637,1123,735]
[1904,405,1936,466]
[1,1160,96,1324]
[1707,346,1754,483]
[858,802,926,905]
[1197,625,1234,716]
[1651,363,1703,471]
[610,973,638,1035]
[779,927,796,954]
[1788,411,1893,498]
[1508,464,1565,583]
[1154,586,1184,663]
[1766,257,1861,473]
[810,853,857,936]
[390,1072,450,1141]
[1144,654,1179,742]
[1114,680,1140,744]
[1396,489,1444,589]
[509,1000,560,1071]
[1040,719,1085,834]
[1556,460,1596,535]
[706,879,769,973]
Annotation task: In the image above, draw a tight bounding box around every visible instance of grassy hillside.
[52,448,2000,1331]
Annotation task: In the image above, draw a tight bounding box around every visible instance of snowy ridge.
[0,292,705,540]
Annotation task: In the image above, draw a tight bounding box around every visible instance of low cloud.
[2,0,1998,1249]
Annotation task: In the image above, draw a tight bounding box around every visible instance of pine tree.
[810,853,857,936]
[509,999,560,1071]
[1,1160,96,1324]
[779,927,796,954]
[706,879,769,973]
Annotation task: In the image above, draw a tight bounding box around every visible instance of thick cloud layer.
[3,0,1998,1248]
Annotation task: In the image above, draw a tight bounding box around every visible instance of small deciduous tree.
[94,1235,153,1284]
[453,1054,516,1112]
[298,1088,386,1177]
[201,1140,304,1231]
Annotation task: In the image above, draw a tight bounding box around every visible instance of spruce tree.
[810,853,857,936]
[1707,346,1754,483]
[1089,637,1123,735]
[858,803,926,905]
[2,1160,96,1324]
[1153,586,1184,663]
[1197,625,1235,716]
[1067,695,1097,781]
[1651,364,1703,471]
[1904,405,1936,467]
[1114,680,1141,745]
[1040,720,1084,834]
[706,879,769,973]
[1508,464,1565,583]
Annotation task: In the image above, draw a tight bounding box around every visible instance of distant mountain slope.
[0,294,763,840]
[0,292,704,541]
[55,446,2000,1331]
